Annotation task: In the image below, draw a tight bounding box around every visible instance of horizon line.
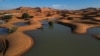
[0,6,100,10]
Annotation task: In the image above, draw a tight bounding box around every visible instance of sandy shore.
[0,20,42,56]
[0,16,57,56]
[57,19,100,34]
[0,7,100,56]
[0,9,100,56]
[0,16,100,56]
[5,32,33,56]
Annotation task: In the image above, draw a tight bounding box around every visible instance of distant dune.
[0,7,100,56]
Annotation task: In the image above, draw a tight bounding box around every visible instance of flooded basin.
[13,22,29,26]
[0,28,9,35]
[87,27,100,35]
[24,21,100,56]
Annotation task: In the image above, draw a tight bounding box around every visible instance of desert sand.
[57,19,100,34]
[0,7,100,56]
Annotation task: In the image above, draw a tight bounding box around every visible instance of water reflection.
[0,28,9,35]
[48,21,54,29]
[24,21,100,56]
[87,27,100,35]
[13,22,29,26]
[87,27,100,40]
[57,22,76,32]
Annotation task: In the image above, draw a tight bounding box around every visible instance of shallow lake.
[13,22,29,26]
[0,28,9,35]
[24,21,100,56]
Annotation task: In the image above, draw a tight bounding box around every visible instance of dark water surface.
[87,27,100,35]
[14,22,29,26]
[0,28,9,35]
[24,21,100,56]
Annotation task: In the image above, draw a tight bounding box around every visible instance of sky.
[0,0,100,10]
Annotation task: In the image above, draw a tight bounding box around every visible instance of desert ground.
[0,7,100,56]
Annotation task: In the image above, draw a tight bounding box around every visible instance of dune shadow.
[57,22,76,32]
[0,39,9,56]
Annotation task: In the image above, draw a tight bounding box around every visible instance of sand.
[5,32,33,56]
[57,19,100,34]
[0,15,59,56]
[0,7,100,56]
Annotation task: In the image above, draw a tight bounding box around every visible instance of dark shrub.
[21,13,33,20]
[2,15,12,22]
[21,13,30,20]
[8,26,18,33]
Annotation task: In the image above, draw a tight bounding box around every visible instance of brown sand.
[0,7,100,56]
[57,19,100,34]
[5,32,34,56]
[0,15,57,56]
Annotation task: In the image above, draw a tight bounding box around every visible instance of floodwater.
[13,22,29,26]
[24,21,100,56]
[0,28,9,35]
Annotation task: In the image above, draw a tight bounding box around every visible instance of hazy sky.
[0,0,100,10]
